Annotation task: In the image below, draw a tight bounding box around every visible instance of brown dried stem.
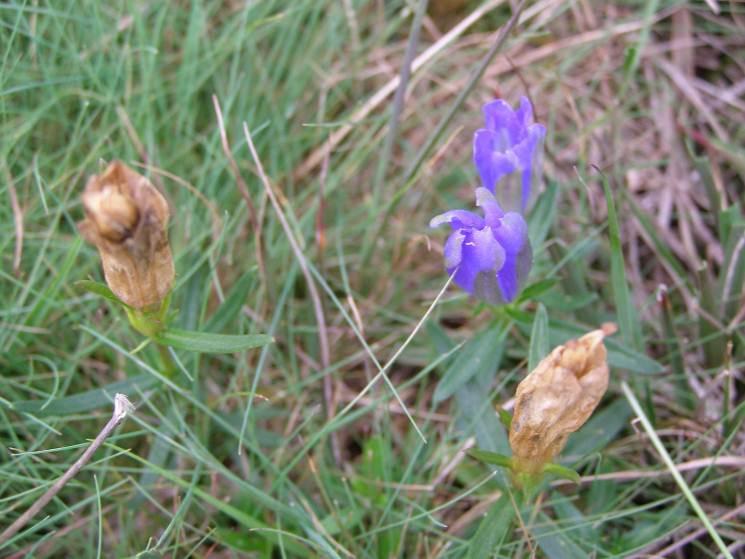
[0,394,134,547]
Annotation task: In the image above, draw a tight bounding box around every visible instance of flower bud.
[78,161,174,310]
[509,325,615,474]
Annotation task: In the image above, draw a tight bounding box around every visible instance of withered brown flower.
[509,325,615,474]
[78,161,174,310]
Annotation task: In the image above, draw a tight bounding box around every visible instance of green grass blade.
[528,303,549,372]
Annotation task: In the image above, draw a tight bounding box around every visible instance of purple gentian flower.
[430,188,532,304]
[473,96,545,212]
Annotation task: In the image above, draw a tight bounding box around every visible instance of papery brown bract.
[508,325,614,475]
[78,161,174,310]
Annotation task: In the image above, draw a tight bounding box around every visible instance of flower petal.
[473,129,517,193]
[482,99,523,145]
[450,227,506,296]
[491,211,528,255]
[430,209,484,230]
[443,229,465,269]
[496,239,533,302]
[511,123,546,209]
[515,96,534,129]
[475,187,504,228]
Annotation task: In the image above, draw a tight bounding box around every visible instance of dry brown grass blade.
[242,122,335,458]
[0,395,133,546]
[212,95,268,302]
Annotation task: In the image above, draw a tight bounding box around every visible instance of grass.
[1,0,744,557]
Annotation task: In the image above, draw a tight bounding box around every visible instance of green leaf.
[213,527,273,554]
[498,408,512,431]
[468,449,513,469]
[466,493,514,559]
[516,278,558,303]
[76,279,129,307]
[155,328,273,354]
[600,172,642,351]
[564,398,631,458]
[534,513,590,559]
[506,310,663,374]
[542,463,580,484]
[434,324,506,403]
[528,303,549,372]
[204,270,257,333]
[528,180,559,252]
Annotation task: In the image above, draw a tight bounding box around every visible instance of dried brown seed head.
[83,187,139,242]
[508,326,614,474]
[78,161,174,310]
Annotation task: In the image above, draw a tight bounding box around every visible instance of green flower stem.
[124,292,177,378]
[125,292,171,338]
[156,344,177,378]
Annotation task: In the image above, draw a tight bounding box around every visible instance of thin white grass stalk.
[324,273,456,445]
[550,455,745,486]
[0,394,134,547]
[621,381,734,559]
[244,121,431,443]
[367,469,497,536]
[240,123,336,451]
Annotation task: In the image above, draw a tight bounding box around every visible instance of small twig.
[0,394,134,547]
[316,137,341,463]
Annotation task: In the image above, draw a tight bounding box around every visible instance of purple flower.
[473,96,545,212]
[430,188,532,304]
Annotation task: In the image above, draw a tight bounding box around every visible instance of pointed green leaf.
[468,449,513,469]
[516,278,558,303]
[600,172,642,351]
[498,408,512,431]
[542,463,581,484]
[528,303,549,372]
[76,279,130,308]
[156,328,273,354]
[466,493,514,559]
[434,324,506,403]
